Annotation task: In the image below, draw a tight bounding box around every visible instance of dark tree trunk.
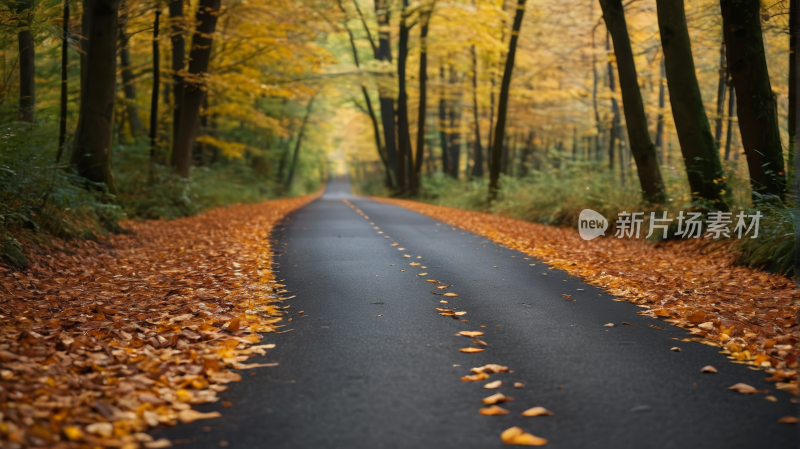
[150,9,161,162]
[654,58,666,164]
[606,31,620,171]
[792,0,800,283]
[413,8,433,194]
[286,96,316,190]
[374,0,398,186]
[791,2,797,187]
[396,0,412,192]
[447,66,462,179]
[489,0,526,199]
[656,0,728,207]
[721,0,787,199]
[173,0,221,178]
[57,1,69,162]
[725,85,736,160]
[70,0,120,193]
[592,52,603,162]
[169,0,185,166]
[438,64,449,174]
[600,0,666,203]
[13,0,35,123]
[119,21,145,138]
[470,44,484,178]
[519,131,534,176]
[714,41,727,147]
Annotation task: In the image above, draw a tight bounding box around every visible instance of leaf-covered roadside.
[377,198,800,390]
[0,194,315,448]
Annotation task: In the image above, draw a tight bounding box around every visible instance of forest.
[0,0,797,276]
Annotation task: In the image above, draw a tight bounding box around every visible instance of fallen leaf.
[444,293,459,297]
[778,416,798,424]
[376,314,383,317]
[472,364,509,374]
[765,395,777,402]
[86,422,113,438]
[522,407,554,417]
[728,383,768,394]
[427,280,439,283]
[419,273,428,276]
[482,393,514,404]
[460,347,485,353]
[670,347,681,352]
[480,405,510,415]
[700,365,718,373]
[472,338,488,346]
[603,323,614,327]
[561,294,572,300]
[409,262,420,266]
[621,322,633,326]
[500,427,548,446]
[455,311,467,316]
[459,331,485,337]
[145,439,173,449]
[440,300,449,304]
[484,380,503,389]
[514,382,525,389]
[178,410,222,424]
[462,372,491,382]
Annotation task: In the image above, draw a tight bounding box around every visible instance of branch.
[351,0,378,57]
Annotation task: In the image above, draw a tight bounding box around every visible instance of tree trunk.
[489,0,526,199]
[150,9,161,162]
[169,0,185,166]
[413,8,433,194]
[606,31,620,172]
[592,50,603,161]
[173,0,221,178]
[14,0,35,123]
[70,0,120,193]
[725,85,736,160]
[286,96,316,190]
[57,1,69,162]
[790,1,797,188]
[721,0,786,199]
[600,0,666,203]
[396,0,412,192]
[119,19,145,139]
[448,67,462,179]
[438,64,449,174]
[654,58,666,164]
[714,41,727,147]
[374,0,398,186]
[470,44,484,178]
[792,0,800,282]
[656,0,728,207]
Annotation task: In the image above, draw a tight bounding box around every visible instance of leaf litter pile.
[0,195,314,448]
[376,198,800,394]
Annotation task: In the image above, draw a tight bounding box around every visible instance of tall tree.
[791,0,797,187]
[169,0,185,163]
[56,0,69,162]
[714,41,727,148]
[654,58,666,165]
[12,0,35,123]
[438,63,449,175]
[372,0,398,186]
[606,31,620,171]
[470,38,484,178]
[792,0,800,282]
[413,3,435,193]
[488,0,526,199]
[70,0,121,192]
[286,96,316,190]
[396,0,413,192]
[721,0,787,199]
[119,20,145,138]
[150,8,161,162]
[599,0,666,204]
[655,0,728,207]
[172,0,222,178]
[724,85,736,161]
[447,67,462,179]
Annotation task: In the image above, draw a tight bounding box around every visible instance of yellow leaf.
[482,393,513,405]
[178,409,222,424]
[63,426,83,441]
[460,347,484,353]
[484,380,502,389]
[521,407,554,417]
[459,331,484,337]
[461,372,490,382]
[444,293,459,297]
[480,405,510,415]
[501,427,548,446]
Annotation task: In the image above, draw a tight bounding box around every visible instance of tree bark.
[413,7,434,194]
[70,0,120,193]
[600,0,666,203]
[373,0,398,186]
[438,63,449,174]
[793,0,800,282]
[173,0,221,178]
[714,41,727,147]
[396,0,412,192]
[13,0,35,123]
[655,0,728,207]
[286,96,316,190]
[489,0,526,199]
[655,58,666,164]
[790,1,797,188]
[57,1,69,162]
[448,66,462,179]
[150,9,161,161]
[721,0,786,199]
[606,31,620,171]
[470,44,484,178]
[119,27,145,138]
[725,85,736,161]
[169,0,185,166]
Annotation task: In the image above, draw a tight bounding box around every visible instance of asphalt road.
[154,178,798,448]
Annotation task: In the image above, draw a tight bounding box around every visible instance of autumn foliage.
[0,194,315,447]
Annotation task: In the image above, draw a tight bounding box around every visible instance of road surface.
[154,178,797,448]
